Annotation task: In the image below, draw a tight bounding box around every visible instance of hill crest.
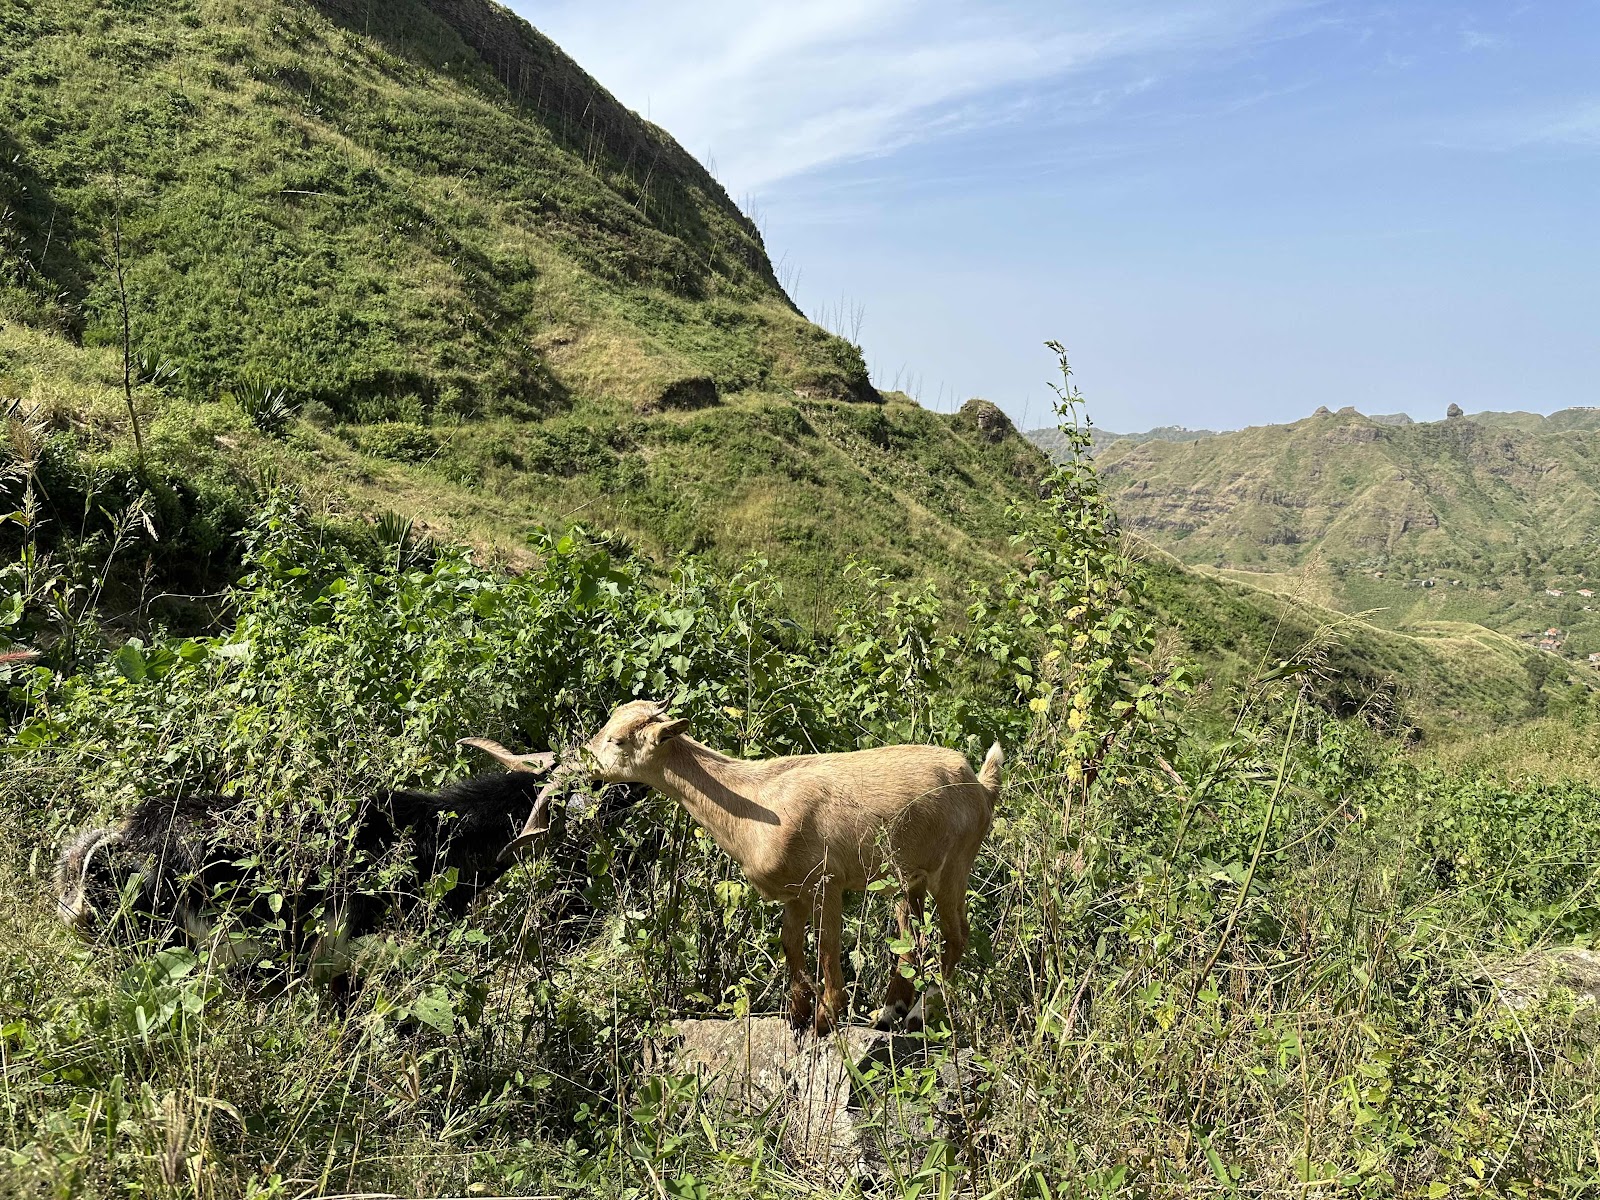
[1026,405,1600,455]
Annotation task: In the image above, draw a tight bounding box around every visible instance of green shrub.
[1,362,1596,1196]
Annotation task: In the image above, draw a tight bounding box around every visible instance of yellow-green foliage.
[1,509,1597,1197]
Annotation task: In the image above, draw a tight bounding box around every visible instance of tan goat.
[478,701,1002,1035]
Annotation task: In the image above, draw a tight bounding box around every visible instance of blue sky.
[520,1,1598,433]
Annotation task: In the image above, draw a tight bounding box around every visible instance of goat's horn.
[458,737,555,774]
[496,776,566,864]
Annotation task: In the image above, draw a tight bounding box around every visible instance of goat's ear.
[458,737,555,775]
[651,717,690,745]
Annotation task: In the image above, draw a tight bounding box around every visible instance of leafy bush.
[355,422,438,464]
[0,361,1596,1196]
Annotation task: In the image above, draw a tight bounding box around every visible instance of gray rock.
[1482,947,1600,1013]
[655,1016,986,1180]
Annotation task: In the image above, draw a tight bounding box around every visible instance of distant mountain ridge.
[1088,406,1600,567]
[1026,406,1600,457]
[1032,403,1600,675]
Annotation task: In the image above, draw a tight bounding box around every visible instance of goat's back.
[757,744,996,886]
[358,771,544,914]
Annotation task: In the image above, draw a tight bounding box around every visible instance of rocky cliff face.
[1087,408,1600,573]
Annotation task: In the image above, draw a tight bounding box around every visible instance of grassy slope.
[0,0,1049,609]
[1139,548,1571,737]
[1,0,872,412]
[0,0,1565,735]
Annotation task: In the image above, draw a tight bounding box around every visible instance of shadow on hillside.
[0,127,89,337]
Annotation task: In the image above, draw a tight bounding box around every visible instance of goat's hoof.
[905,987,946,1035]
[871,1002,907,1032]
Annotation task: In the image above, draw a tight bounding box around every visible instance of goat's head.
[466,705,688,863]
[579,700,690,782]
[54,826,149,935]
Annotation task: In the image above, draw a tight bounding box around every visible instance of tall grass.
[1,386,1596,1196]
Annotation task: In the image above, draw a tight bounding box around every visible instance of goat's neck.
[647,740,774,866]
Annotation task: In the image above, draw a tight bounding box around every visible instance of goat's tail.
[978,741,1004,802]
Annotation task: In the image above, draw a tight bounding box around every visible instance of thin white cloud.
[517,0,1315,194]
[1452,99,1600,153]
[1538,102,1600,147]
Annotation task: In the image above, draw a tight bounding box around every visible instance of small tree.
[105,173,144,462]
[975,343,1190,829]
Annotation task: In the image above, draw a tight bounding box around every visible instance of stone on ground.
[1484,946,1600,1013]
[656,1015,985,1180]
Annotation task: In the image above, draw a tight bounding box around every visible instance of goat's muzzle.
[57,893,89,929]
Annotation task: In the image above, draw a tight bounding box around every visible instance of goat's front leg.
[814,882,846,1036]
[782,898,815,1031]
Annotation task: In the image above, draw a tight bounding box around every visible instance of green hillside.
[1096,408,1600,566]
[0,0,1054,610]
[1080,407,1600,671]
[1144,551,1583,732]
[1,0,872,411]
[0,0,1571,736]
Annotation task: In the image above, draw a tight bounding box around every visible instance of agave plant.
[134,352,180,393]
[233,379,298,437]
[373,509,434,572]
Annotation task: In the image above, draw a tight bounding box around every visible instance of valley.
[1,2,1597,1196]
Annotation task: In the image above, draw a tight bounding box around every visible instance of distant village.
[1512,583,1600,669]
[1520,627,1600,667]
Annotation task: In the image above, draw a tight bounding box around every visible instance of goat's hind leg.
[782,899,816,1032]
[907,881,969,1033]
[873,883,925,1031]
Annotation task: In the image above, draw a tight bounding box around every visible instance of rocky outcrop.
[641,374,719,413]
[954,398,1017,444]
[1482,946,1600,1013]
[651,1016,986,1181]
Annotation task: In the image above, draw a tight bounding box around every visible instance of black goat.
[54,772,548,982]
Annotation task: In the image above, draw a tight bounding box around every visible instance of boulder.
[954,398,1016,444]
[1483,946,1600,1013]
[636,374,719,414]
[654,1016,985,1180]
